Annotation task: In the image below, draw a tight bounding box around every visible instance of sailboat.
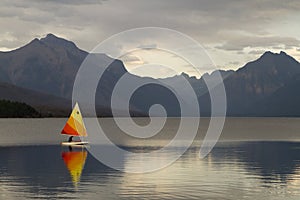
[61,102,88,146]
[62,150,88,188]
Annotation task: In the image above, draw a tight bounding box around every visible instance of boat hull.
[61,141,89,147]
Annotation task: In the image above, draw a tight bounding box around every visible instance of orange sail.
[62,151,88,188]
[61,102,87,137]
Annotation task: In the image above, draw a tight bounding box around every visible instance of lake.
[0,118,300,199]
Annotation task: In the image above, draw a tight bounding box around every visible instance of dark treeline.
[0,100,41,118]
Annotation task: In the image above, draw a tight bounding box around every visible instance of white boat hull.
[61,141,89,147]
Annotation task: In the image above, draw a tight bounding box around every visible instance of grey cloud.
[137,44,158,50]
[228,61,240,66]
[216,36,300,51]
[1,0,300,68]
[272,46,285,50]
[0,1,297,47]
[121,54,143,63]
[248,50,267,55]
[47,0,105,4]
[9,0,104,7]
[2,0,300,49]
[0,6,23,18]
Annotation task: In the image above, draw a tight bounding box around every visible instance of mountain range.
[0,34,300,117]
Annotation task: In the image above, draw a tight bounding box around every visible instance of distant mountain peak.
[260,51,278,58]
[253,50,298,65]
[45,33,57,38]
[279,51,287,55]
[39,33,78,50]
[236,50,300,74]
[19,38,44,50]
[261,50,289,58]
[40,33,64,41]
[31,38,40,43]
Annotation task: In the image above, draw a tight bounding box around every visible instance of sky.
[1,0,300,78]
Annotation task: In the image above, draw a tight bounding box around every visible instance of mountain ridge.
[1,33,300,117]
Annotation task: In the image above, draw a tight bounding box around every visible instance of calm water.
[1,118,300,199]
[1,143,300,199]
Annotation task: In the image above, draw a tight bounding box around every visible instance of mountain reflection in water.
[0,142,300,200]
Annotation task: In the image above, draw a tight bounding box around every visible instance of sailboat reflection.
[61,148,88,188]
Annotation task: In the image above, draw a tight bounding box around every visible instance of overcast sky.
[1,0,300,77]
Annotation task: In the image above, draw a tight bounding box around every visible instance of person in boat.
[68,136,74,142]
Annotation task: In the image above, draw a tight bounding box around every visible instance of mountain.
[0,34,132,116]
[223,51,300,116]
[247,74,300,116]
[0,34,87,98]
[1,34,300,117]
[0,82,71,116]
[223,51,300,115]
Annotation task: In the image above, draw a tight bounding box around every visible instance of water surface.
[1,118,300,199]
[0,142,300,199]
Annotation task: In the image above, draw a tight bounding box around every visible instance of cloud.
[1,0,300,70]
[272,46,285,50]
[137,44,157,50]
[216,36,300,51]
[6,0,105,7]
[120,54,145,66]
[228,61,240,66]
[1,0,300,50]
[248,50,267,55]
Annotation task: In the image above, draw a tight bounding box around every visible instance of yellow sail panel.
[61,102,87,137]
[62,151,88,188]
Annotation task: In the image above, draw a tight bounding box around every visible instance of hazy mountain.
[247,74,300,116]
[1,34,300,117]
[0,34,87,98]
[0,34,131,116]
[223,51,300,115]
[223,51,300,116]
[0,82,71,116]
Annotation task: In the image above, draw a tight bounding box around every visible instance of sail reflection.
[61,149,88,188]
